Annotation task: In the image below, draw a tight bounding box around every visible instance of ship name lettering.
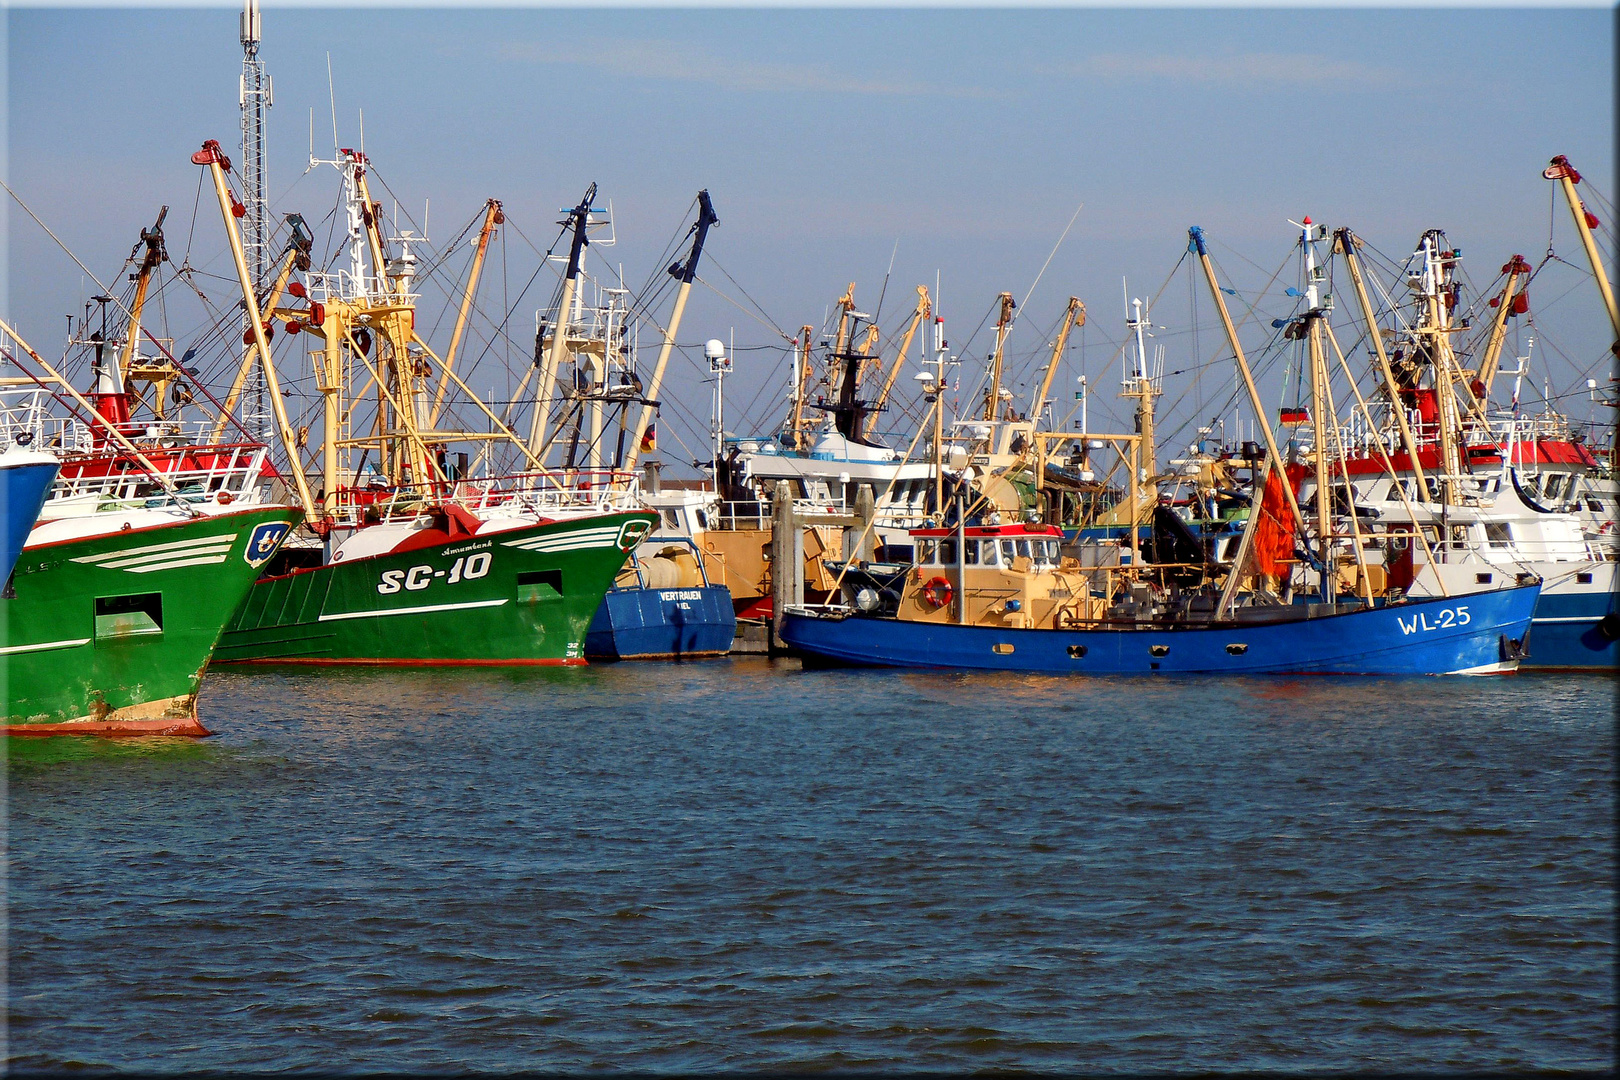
[1397,605,1469,636]
[377,555,492,594]
[659,590,702,601]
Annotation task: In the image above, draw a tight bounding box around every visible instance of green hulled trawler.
[191,142,656,665]
[1,298,300,734]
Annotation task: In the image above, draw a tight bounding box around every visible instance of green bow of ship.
[214,510,656,666]
[4,505,302,735]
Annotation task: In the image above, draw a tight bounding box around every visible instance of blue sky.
[6,6,1614,461]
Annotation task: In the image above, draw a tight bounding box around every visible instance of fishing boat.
[0,319,300,734]
[781,223,1542,676]
[182,142,660,665]
[1313,222,1618,670]
[784,520,1539,675]
[5,501,300,733]
[585,536,735,660]
[642,282,942,620]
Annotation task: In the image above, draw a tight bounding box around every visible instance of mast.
[786,324,815,449]
[1476,255,1531,399]
[1415,231,1465,508]
[429,198,502,428]
[1335,226,1432,503]
[863,286,931,439]
[117,206,168,417]
[1123,290,1159,505]
[1028,296,1083,427]
[239,0,272,441]
[1189,226,1309,617]
[1544,155,1620,345]
[623,189,718,475]
[194,139,317,520]
[981,292,1016,421]
[1294,217,1335,603]
[528,184,595,458]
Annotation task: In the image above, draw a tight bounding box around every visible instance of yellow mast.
[1476,254,1530,398]
[117,207,170,417]
[1029,297,1084,427]
[215,242,303,440]
[825,283,857,406]
[1335,227,1433,503]
[1545,155,1620,344]
[981,292,1016,421]
[429,198,502,428]
[862,286,930,439]
[193,140,318,520]
[787,324,816,450]
[349,163,435,488]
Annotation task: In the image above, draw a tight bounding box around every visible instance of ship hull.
[1,455,59,583]
[585,583,736,660]
[781,584,1540,676]
[1522,572,1619,671]
[215,512,655,665]
[3,506,301,735]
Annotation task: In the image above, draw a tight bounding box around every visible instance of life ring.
[921,576,953,609]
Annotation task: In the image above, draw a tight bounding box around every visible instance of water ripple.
[6,662,1614,1071]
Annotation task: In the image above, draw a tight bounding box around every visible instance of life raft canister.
[921,576,953,609]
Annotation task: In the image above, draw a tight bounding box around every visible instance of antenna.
[326,53,339,153]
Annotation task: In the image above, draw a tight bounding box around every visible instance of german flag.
[640,424,656,453]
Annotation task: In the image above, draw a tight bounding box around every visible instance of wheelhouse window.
[1485,522,1512,548]
[917,539,936,565]
[938,539,957,565]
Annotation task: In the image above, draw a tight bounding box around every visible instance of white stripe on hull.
[70,533,239,565]
[0,637,92,656]
[123,554,232,573]
[317,598,511,623]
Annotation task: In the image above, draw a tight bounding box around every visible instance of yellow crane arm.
[1476,256,1530,397]
[1546,155,1620,345]
[1030,297,1085,423]
[193,139,318,520]
[429,198,502,428]
[862,286,930,439]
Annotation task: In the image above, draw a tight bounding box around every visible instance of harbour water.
[6,662,1613,1071]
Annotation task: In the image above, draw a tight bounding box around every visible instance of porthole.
[1149,644,1170,658]
[992,643,1015,655]
[1225,643,1248,656]
[1067,644,1087,658]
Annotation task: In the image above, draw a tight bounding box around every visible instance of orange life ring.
[921,576,953,609]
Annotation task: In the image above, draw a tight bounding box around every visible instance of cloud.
[498,38,990,98]
[1044,52,1399,85]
